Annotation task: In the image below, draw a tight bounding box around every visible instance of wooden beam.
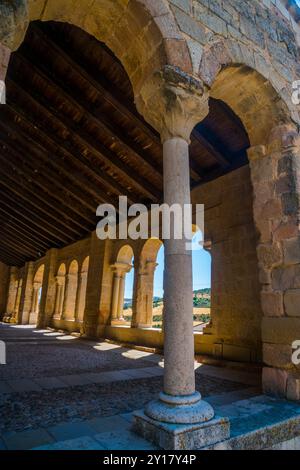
[13,52,162,200]
[5,83,139,205]
[0,191,72,245]
[192,128,230,169]
[33,23,161,146]
[0,108,125,210]
[0,122,98,216]
[0,206,59,248]
[0,151,92,234]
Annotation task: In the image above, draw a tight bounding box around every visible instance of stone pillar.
[29,282,40,324]
[17,261,34,325]
[133,260,158,328]
[13,280,22,322]
[5,267,19,320]
[53,277,64,319]
[37,249,58,328]
[62,273,77,321]
[82,234,112,337]
[133,69,227,450]
[75,271,88,322]
[249,124,300,400]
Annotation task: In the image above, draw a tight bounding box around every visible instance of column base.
[132,410,230,450]
[145,392,214,424]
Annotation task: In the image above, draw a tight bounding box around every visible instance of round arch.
[33,264,44,283]
[1,0,189,97]
[199,39,298,145]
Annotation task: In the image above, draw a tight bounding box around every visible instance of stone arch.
[132,238,163,328]
[199,38,298,146]
[111,244,134,323]
[116,244,134,265]
[0,0,190,98]
[29,264,44,324]
[76,256,89,322]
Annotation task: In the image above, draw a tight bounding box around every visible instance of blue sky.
[124,232,211,299]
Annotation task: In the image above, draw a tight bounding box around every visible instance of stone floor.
[1,323,299,450]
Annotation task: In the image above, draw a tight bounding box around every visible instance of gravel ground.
[0,342,152,380]
[0,375,246,433]
[0,324,153,380]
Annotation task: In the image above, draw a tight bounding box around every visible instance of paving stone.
[140,367,164,376]
[34,436,105,450]
[3,428,54,450]
[87,415,131,433]
[48,421,95,441]
[33,377,69,390]
[59,374,94,386]
[0,438,6,449]
[94,430,157,450]
[0,381,13,394]
[121,369,154,379]
[7,379,42,393]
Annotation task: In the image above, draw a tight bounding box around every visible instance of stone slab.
[48,421,95,441]
[0,381,13,394]
[94,430,157,450]
[87,415,131,433]
[3,428,54,450]
[34,436,106,450]
[33,377,69,390]
[7,379,42,393]
[132,410,230,450]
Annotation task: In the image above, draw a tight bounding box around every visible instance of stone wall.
[192,165,263,362]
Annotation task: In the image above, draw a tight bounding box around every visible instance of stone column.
[110,268,121,321]
[117,273,126,320]
[110,262,132,322]
[133,68,226,449]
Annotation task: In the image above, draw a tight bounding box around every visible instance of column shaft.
[163,137,195,397]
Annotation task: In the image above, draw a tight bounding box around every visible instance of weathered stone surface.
[284,290,300,317]
[263,343,293,368]
[262,367,288,397]
[283,238,300,266]
[262,317,300,344]
[132,410,230,450]
[261,291,284,317]
[287,374,300,401]
[257,243,282,269]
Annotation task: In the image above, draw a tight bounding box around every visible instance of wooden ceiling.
[0,21,250,267]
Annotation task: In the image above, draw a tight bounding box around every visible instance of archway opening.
[111,245,134,325]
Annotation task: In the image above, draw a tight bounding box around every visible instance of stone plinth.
[132,410,230,450]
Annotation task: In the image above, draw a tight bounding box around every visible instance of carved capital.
[136,66,209,143]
